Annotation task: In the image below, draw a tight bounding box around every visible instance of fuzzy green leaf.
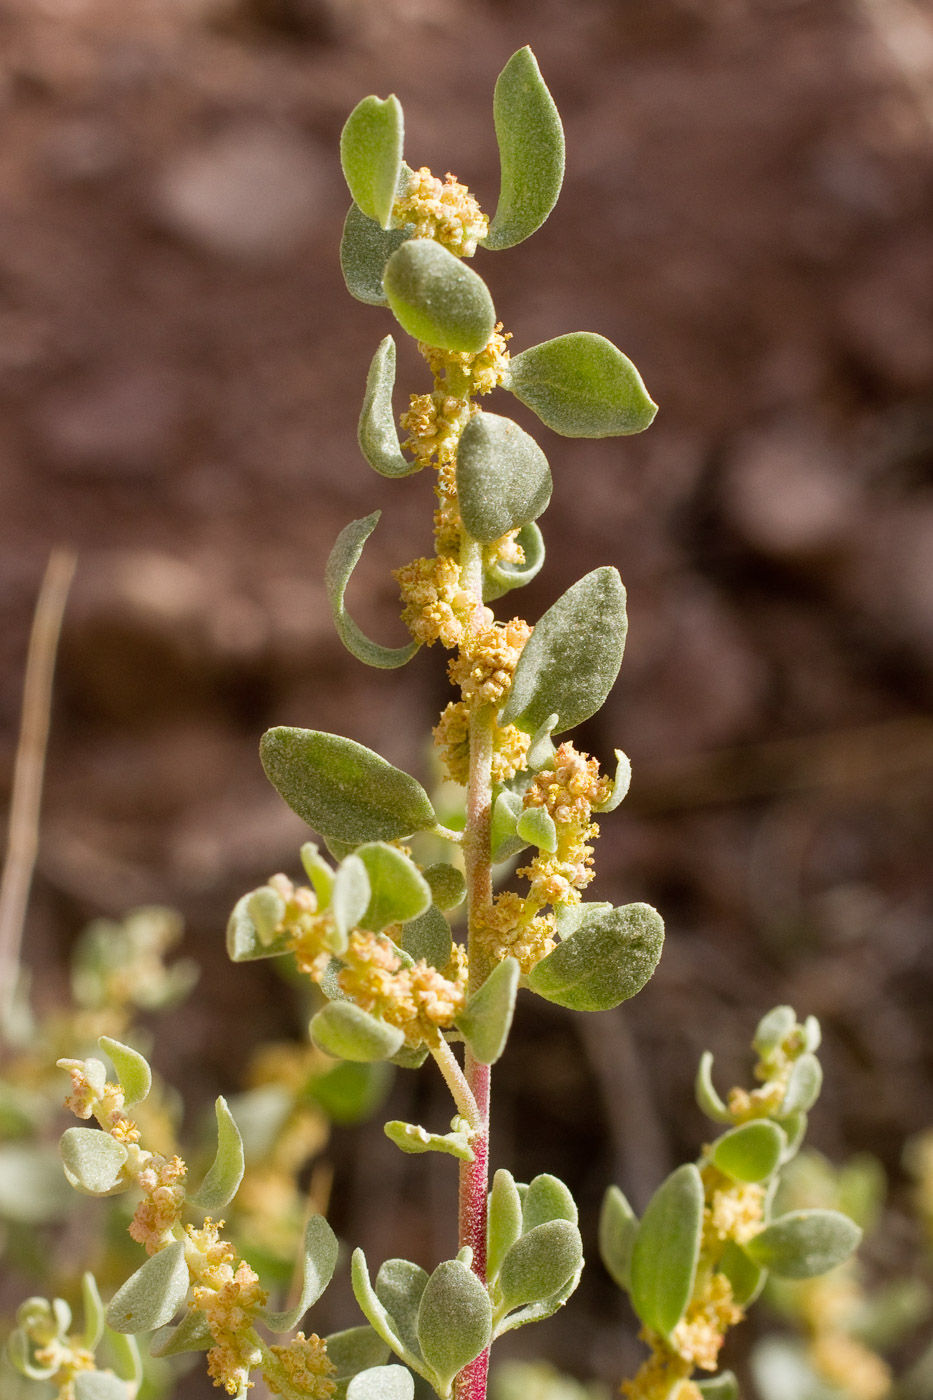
[488,1170,523,1281]
[106,1240,189,1334]
[356,843,432,932]
[492,1263,582,1338]
[696,1373,739,1400]
[74,1374,128,1400]
[333,855,372,944]
[189,1097,244,1211]
[483,47,564,251]
[383,241,496,355]
[490,789,526,864]
[262,1215,339,1331]
[358,337,419,479]
[384,1120,474,1161]
[301,842,335,908]
[629,1164,704,1337]
[719,1239,765,1307]
[98,1037,151,1109]
[348,1366,415,1400]
[417,1260,492,1395]
[226,893,292,962]
[455,957,519,1065]
[311,1002,405,1063]
[375,1258,429,1361]
[456,412,552,544]
[326,514,421,670]
[260,728,437,845]
[150,1308,214,1358]
[501,567,627,735]
[743,1209,862,1280]
[60,1128,128,1197]
[522,1173,578,1231]
[390,1043,430,1069]
[401,905,453,969]
[351,1249,423,1375]
[340,203,411,306]
[246,885,287,945]
[325,1326,391,1394]
[695,1051,733,1124]
[712,1121,787,1184]
[483,521,545,602]
[515,805,557,852]
[422,864,466,912]
[498,1220,582,1313]
[504,333,657,438]
[599,1185,638,1292]
[753,1005,797,1057]
[779,1053,823,1116]
[340,96,404,229]
[81,1273,105,1351]
[527,902,664,1012]
[592,750,632,813]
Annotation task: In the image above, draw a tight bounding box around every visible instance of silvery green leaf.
[497,1220,582,1313]
[189,1097,244,1211]
[504,333,657,438]
[515,805,556,852]
[384,1120,474,1162]
[106,1240,189,1334]
[803,1015,822,1052]
[719,1239,766,1307]
[358,337,418,479]
[554,901,612,939]
[383,241,496,355]
[522,1173,577,1231]
[592,750,632,813]
[348,1366,415,1400]
[301,842,334,909]
[262,1215,339,1331]
[390,1044,429,1069]
[401,905,453,969]
[629,1164,703,1337]
[711,1121,787,1184]
[97,1037,151,1109]
[375,1258,429,1360]
[490,789,526,864]
[325,1325,391,1393]
[245,885,286,946]
[483,521,545,601]
[743,1209,862,1279]
[696,1372,739,1400]
[599,1185,637,1292]
[488,1170,523,1282]
[81,1272,105,1351]
[226,893,292,963]
[491,1261,582,1337]
[780,1111,807,1162]
[695,1051,733,1124]
[60,1127,128,1197]
[753,1006,797,1057]
[456,412,552,544]
[525,713,558,771]
[422,864,466,913]
[356,843,431,931]
[455,958,519,1065]
[109,1330,142,1388]
[527,902,664,1012]
[351,1249,424,1376]
[260,728,437,845]
[311,1003,405,1062]
[501,567,627,735]
[150,1308,214,1357]
[7,1327,55,1380]
[326,514,421,670]
[779,1053,823,1116]
[340,95,404,228]
[74,1374,128,1400]
[417,1260,492,1396]
[333,855,372,943]
[340,202,411,306]
[483,47,564,251]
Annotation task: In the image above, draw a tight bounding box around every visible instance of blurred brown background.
[2,0,933,1390]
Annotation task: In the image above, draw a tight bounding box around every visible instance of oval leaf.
[351,1249,420,1374]
[779,1053,823,1117]
[190,1097,244,1211]
[422,864,466,913]
[484,521,545,602]
[358,338,419,479]
[753,1005,797,1056]
[81,1272,105,1351]
[743,1209,862,1280]
[417,1260,492,1394]
[599,1185,638,1292]
[262,1215,339,1331]
[60,1127,128,1197]
[106,1240,189,1334]
[712,1121,787,1184]
[326,514,421,669]
[522,1173,578,1231]
[260,728,437,845]
[592,750,632,814]
[150,1308,215,1358]
[498,1219,582,1312]
[383,241,495,355]
[488,1170,523,1282]
[340,96,404,229]
[375,1258,429,1360]
[490,788,526,865]
[356,843,432,932]
[348,1366,415,1400]
[527,902,664,1012]
[98,1037,151,1109]
[719,1238,765,1307]
[629,1164,704,1337]
[226,893,293,963]
[455,957,519,1065]
[456,412,552,544]
[483,47,564,251]
[311,1002,405,1063]
[515,805,557,852]
[341,203,411,306]
[401,905,453,969]
[324,1326,391,1385]
[332,854,371,945]
[504,333,657,438]
[500,567,627,736]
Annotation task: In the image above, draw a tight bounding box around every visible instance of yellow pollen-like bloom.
[477,893,557,973]
[266,1332,337,1400]
[448,617,532,707]
[393,166,488,257]
[395,555,478,648]
[337,932,467,1046]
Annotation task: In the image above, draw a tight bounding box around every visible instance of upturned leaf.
[515,805,557,852]
[81,1272,105,1351]
[106,1241,189,1334]
[743,1209,862,1280]
[348,1366,415,1400]
[417,1259,492,1395]
[498,1220,582,1313]
[599,1185,638,1292]
[358,338,419,479]
[383,241,496,354]
[246,885,287,945]
[492,1263,582,1337]
[488,1170,523,1281]
[74,1374,129,1400]
[483,521,545,602]
[456,412,552,544]
[324,1325,391,1395]
[351,1249,423,1375]
[629,1164,704,1337]
[341,203,411,306]
[384,1120,474,1162]
[311,1003,405,1063]
[326,514,421,669]
[779,1053,823,1116]
[226,893,293,962]
[696,1373,739,1400]
[483,48,564,251]
[455,957,519,1065]
[527,902,664,1012]
[753,1005,797,1057]
[98,1037,151,1109]
[525,713,558,771]
[695,1051,733,1124]
[712,1120,787,1184]
[401,905,453,969]
[260,728,437,845]
[719,1238,765,1307]
[262,1215,339,1331]
[333,855,372,944]
[356,843,432,932]
[500,568,627,735]
[189,1097,244,1211]
[504,333,657,438]
[150,1308,214,1358]
[340,96,404,229]
[301,842,335,908]
[490,789,526,864]
[60,1128,128,1197]
[375,1258,429,1360]
[422,864,466,912]
[592,750,632,813]
[522,1173,578,1231]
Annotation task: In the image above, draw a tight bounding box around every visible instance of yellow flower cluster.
[31,1336,96,1400]
[392,166,488,257]
[129,1153,188,1254]
[621,1353,700,1400]
[400,389,469,480]
[187,1220,268,1395]
[434,700,531,786]
[266,1332,337,1400]
[394,554,478,648]
[476,891,557,974]
[727,1023,811,1122]
[422,324,512,398]
[338,930,468,1047]
[701,1165,766,1249]
[670,1273,742,1371]
[517,742,612,908]
[448,617,532,707]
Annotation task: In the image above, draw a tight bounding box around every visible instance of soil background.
[2,0,933,1393]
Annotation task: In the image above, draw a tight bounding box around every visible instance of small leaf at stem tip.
[711,1120,787,1183]
[384,1120,474,1161]
[60,1127,128,1197]
[416,1260,493,1396]
[326,514,421,669]
[226,892,293,963]
[340,202,412,306]
[779,1052,823,1116]
[527,902,664,1012]
[504,332,657,438]
[340,95,404,229]
[311,1002,406,1062]
[629,1164,704,1338]
[262,1215,340,1331]
[358,337,420,478]
[383,240,496,354]
[260,727,437,845]
[455,957,519,1065]
[490,788,527,864]
[422,863,466,912]
[189,1097,245,1211]
[515,804,557,852]
[333,855,372,942]
[483,47,565,251]
[74,1374,129,1400]
[753,1004,798,1056]
[356,842,431,932]
[348,1365,416,1400]
[324,1326,391,1388]
[522,1173,578,1230]
[719,1238,765,1307]
[696,1372,740,1400]
[301,841,334,909]
[375,1257,429,1362]
[497,1220,583,1313]
[695,1050,734,1123]
[150,1308,215,1358]
[592,750,632,813]
[105,1240,189,1334]
[81,1272,105,1352]
[501,567,627,736]
[97,1036,151,1109]
[743,1209,862,1280]
[483,520,546,602]
[245,886,286,947]
[487,1169,523,1281]
[456,411,552,544]
[599,1185,638,1292]
[401,904,453,969]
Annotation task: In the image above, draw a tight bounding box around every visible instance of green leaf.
[515,805,557,852]
[351,1249,423,1376]
[357,337,418,479]
[150,1308,214,1358]
[696,1372,739,1400]
[491,1260,582,1338]
[483,521,545,602]
[332,854,371,945]
[81,1272,105,1351]
[719,1239,765,1307]
[456,412,552,544]
[227,892,293,963]
[743,1209,862,1280]
[375,1258,429,1361]
[629,1164,703,1337]
[500,567,627,735]
[384,1120,474,1162]
[455,958,519,1065]
[348,1366,415,1400]
[262,1215,339,1331]
[390,1043,430,1069]
[260,728,437,845]
[712,1121,787,1184]
[190,1097,245,1211]
[592,750,632,813]
[695,1051,733,1124]
[497,1220,582,1313]
[417,1260,492,1396]
[356,843,432,932]
[341,202,411,306]
[753,1006,797,1057]
[483,47,564,251]
[326,514,421,670]
[340,95,404,228]
[311,1002,406,1063]
[490,789,526,864]
[504,333,657,438]
[422,864,466,913]
[522,1173,578,1231]
[527,902,664,1012]
[525,713,558,771]
[106,1240,189,1334]
[401,905,453,969]
[324,1326,391,1392]
[74,1374,128,1400]
[599,1185,637,1292]
[488,1170,523,1281]
[383,241,496,354]
[779,1053,823,1116]
[60,1127,128,1197]
[301,842,334,909]
[98,1037,151,1109]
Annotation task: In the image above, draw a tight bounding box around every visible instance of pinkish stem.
[456,1052,490,1400]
